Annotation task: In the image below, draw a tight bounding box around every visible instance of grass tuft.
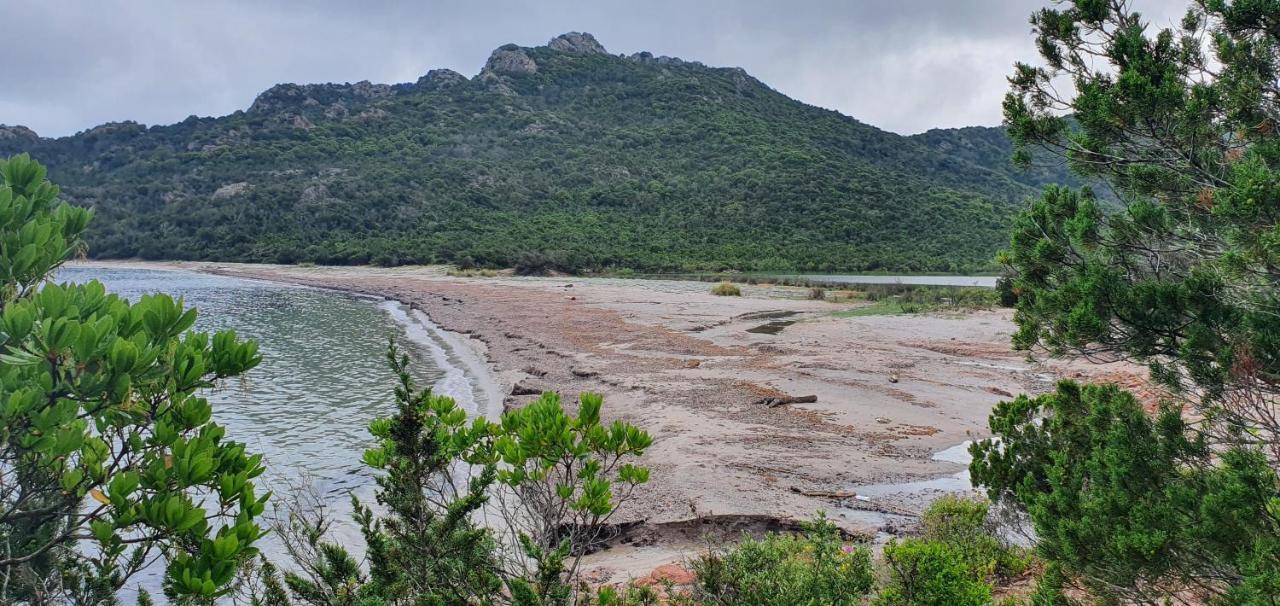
[711,282,742,296]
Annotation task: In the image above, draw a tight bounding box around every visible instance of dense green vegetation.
[976,0,1280,602]
[0,153,267,602]
[0,33,1072,273]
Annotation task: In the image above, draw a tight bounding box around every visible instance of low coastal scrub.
[689,517,874,605]
[711,282,741,296]
[446,267,499,277]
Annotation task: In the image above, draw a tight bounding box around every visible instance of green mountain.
[909,125,1109,200]
[0,33,1065,272]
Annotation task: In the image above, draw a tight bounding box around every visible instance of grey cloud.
[3,0,1187,137]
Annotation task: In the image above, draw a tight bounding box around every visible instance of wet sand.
[75,261,1133,579]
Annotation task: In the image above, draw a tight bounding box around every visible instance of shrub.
[920,496,1030,580]
[514,251,555,276]
[711,282,741,296]
[807,287,826,300]
[0,154,268,601]
[690,516,874,606]
[874,539,993,606]
[995,275,1018,307]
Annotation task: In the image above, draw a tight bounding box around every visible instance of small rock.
[212,182,251,199]
[634,564,696,587]
[510,382,540,396]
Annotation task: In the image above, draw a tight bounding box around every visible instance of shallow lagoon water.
[57,266,492,597]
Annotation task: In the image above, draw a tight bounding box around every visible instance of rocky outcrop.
[548,32,607,55]
[483,44,538,76]
[300,183,328,205]
[211,182,251,199]
[628,51,685,66]
[249,81,394,114]
[353,107,388,122]
[83,121,146,138]
[324,102,349,119]
[0,125,39,141]
[348,80,393,99]
[416,69,467,91]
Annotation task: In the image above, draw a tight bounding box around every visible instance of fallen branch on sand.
[789,485,856,499]
[757,394,817,408]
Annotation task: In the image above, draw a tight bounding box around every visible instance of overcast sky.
[3,0,1187,138]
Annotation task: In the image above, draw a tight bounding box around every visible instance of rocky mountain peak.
[483,44,538,77]
[416,69,468,91]
[548,32,608,55]
[0,125,39,141]
[249,81,393,114]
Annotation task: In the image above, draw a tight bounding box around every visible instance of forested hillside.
[0,33,1062,272]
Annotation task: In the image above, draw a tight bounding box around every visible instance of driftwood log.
[789,485,856,499]
[757,394,818,408]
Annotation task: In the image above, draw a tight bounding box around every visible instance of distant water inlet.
[631,273,999,289]
[757,274,999,288]
[56,266,497,598]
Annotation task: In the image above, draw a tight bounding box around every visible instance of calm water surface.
[57,266,487,597]
[760,274,998,287]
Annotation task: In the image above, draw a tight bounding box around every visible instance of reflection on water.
[56,266,476,597]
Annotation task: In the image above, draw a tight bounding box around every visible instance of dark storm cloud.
[2,0,1187,137]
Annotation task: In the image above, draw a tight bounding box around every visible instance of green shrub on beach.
[690,516,874,606]
[920,496,1031,581]
[711,282,741,296]
[875,539,993,606]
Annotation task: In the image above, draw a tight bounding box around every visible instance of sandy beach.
[75,261,1133,579]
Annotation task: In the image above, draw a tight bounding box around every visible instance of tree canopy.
[977,0,1280,602]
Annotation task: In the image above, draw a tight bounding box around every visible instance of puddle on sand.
[850,441,975,499]
[833,441,979,543]
[746,320,796,335]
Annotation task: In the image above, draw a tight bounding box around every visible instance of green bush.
[711,282,741,296]
[920,496,1030,581]
[874,539,993,606]
[690,517,874,606]
[0,154,268,601]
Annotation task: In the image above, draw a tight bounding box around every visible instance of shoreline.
[67,260,1138,579]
